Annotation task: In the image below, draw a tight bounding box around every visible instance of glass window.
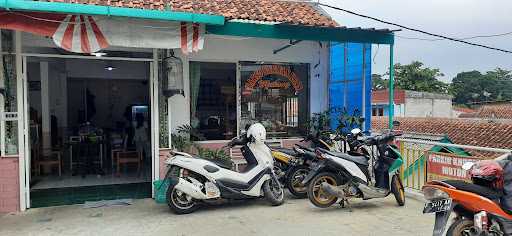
[240,62,309,138]
[1,30,19,155]
[189,62,237,140]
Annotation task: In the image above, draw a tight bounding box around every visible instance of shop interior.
[190,62,237,140]
[27,56,152,207]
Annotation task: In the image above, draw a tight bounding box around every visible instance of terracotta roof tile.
[371,116,512,157]
[463,102,512,120]
[40,0,338,27]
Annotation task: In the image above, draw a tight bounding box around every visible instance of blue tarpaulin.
[329,43,372,132]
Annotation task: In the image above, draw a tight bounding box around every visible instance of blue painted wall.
[329,43,372,132]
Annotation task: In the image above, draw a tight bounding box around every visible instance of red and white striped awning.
[0,11,204,54]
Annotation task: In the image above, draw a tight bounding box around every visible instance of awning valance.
[0,11,205,54]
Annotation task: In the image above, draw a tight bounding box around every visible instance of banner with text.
[427,152,482,182]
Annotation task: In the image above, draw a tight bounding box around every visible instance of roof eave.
[207,22,394,44]
[0,0,225,25]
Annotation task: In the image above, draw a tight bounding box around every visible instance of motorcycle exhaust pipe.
[320,183,345,198]
[174,178,208,200]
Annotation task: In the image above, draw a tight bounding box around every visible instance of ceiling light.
[92,52,107,57]
[105,66,116,71]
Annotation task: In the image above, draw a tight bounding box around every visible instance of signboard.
[243,65,303,95]
[427,152,482,182]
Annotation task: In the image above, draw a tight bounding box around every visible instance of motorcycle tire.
[263,179,284,206]
[446,218,474,236]
[263,178,285,206]
[391,175,405,206]
[167,182,199,214]
[286,165,309,198]
[307,172,339,208]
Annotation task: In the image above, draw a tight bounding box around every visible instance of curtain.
[189,62,201,124]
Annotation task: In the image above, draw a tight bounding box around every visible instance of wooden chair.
[116,150,142,176]
[35,148,62,177]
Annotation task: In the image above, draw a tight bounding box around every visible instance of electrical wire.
[318,2,512,54]
[372,44,379,64]
[396,31,512,42]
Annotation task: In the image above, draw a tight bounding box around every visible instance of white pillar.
[40,61,51,152]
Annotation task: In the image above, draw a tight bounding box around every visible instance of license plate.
[423,198,452,213]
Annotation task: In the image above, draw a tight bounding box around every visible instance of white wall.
[404,98,453,118]
[169,35,330,132]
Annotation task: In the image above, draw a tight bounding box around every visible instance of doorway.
[25,57,153,207]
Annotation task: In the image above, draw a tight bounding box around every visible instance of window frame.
[189,60,311,141]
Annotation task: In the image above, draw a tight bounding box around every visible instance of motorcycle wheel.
[286,166,309,198]
[263,178,285,206]
[391,175,405,206]
[167,183,199,214]
[446,218,474,236]
[307,172,339,208]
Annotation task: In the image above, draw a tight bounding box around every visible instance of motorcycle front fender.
[432,204,453,236]
[301,160,326,185]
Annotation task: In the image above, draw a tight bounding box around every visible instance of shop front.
[0,0,395,212]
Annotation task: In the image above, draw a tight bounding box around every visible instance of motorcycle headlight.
[422,186,449,200]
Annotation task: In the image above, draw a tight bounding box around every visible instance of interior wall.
[27,57,150,145]
[67,78,149,130]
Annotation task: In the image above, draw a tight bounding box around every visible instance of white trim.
[22,56,30,209]
[0,33,5,157]
[150,49,160,198]
[0,52,153,62]
[15,31,27,211]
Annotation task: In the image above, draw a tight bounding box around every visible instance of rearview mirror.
[462,162,475,171]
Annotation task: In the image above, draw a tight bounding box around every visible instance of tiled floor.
[30,182,152,208]
[31,174,151,190]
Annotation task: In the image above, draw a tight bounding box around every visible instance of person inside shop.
[133,113,150,168]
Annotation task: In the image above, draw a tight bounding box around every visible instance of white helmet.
[246,123,266,143]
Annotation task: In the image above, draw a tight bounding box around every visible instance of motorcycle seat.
[204,159,233,170]
[324,150,368,166]
[273,148,296,156]
[443,180,503,200]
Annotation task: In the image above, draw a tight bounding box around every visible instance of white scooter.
[164,123,285,214]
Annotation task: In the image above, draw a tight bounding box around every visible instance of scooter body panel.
[425,183,512,220]
[324,154,368,183]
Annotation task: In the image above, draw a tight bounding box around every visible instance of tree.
[450,68,512,105]
[390,61,449,93]
[372,74,388,90]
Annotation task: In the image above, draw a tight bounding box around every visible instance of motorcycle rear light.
[422,186,449,200]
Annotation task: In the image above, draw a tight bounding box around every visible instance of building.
[372,116,512,157]
[0,0,396,212]
[452,106,476,118]
[459,101,512,120]
[372,89,453,118]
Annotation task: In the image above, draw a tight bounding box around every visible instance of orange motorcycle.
[422,161,512,236]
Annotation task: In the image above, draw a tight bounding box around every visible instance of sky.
[320,0,512,82]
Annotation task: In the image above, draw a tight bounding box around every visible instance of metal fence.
[397,138,511,191]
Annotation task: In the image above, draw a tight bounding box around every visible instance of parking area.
[1,196,434,236]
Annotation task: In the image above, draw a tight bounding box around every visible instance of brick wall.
[0,157,19,213]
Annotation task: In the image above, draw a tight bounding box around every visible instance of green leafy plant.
[171,124,232,167]
[197,147,232,165]
[332,107,365,136]
[306,110,332,138]
[176,124,205,141]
